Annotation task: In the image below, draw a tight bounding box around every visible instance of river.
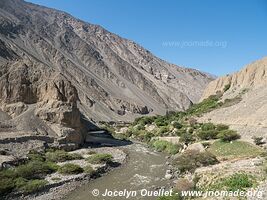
[64,143,172,200]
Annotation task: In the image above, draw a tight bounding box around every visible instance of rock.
[165,173,173,180]
[145,124,157,132]
[118,127,128,134]
[166,169,172,174]
[186,143,205,152]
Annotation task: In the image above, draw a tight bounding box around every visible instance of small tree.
[217,130,240,142]
[253,137,265,145]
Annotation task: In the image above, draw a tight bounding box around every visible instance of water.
[64,143,171,200]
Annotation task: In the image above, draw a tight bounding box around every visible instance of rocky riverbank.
[2,146,127,200]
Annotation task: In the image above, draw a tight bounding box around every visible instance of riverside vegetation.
[103,91,267,200]
[0,149,114,197]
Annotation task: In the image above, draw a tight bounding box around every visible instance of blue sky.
[26,0,267,76]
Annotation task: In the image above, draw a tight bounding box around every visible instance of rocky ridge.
[200,56,267,140]
[0,0,213,144]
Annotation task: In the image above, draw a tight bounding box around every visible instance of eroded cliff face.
[201,56,267,100]
[0,0,213,144]
[0,59,84,144]
[200,57,267,140]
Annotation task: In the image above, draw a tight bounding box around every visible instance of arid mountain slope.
[200,56,267,140]
[0,0,213,144]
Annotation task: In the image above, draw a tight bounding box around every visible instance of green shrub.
[14,177,28,189]
[222,173,253,191]
[187,127,194,134]
[133,124,145,131]
[58,163,84,175]
[154,117,168,127]
[133,116,155,126]
[179,132,195,145]
[151,140,169,152]
[186,95,221,115]
[198,130,218,140]
[0,168,17,179]
[201,123,216,131]
[151,140,181,155]
[216,124,229,131]
[166,144,182,155]
[253,137,265,145]
[45,150,83,162]
[173,150,218,173]
[217,130,240,142]
[223,84,231,92]
[86,154,113,164]
[27,151,46,162]
[210,173,255,191]
[0,177,15,195]
[16,160,57,179]
[156,126,169,136]
[172,121,183,129]
[17,179,48,193]
[135,130,153,142]
[84,165,96,176]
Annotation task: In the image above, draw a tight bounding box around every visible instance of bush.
[172,121,183,129]
[216,124,229,131]
[0,168,17,179]
[179,132,195,145]
[173,150,218,173]
[198,130,218,140]
[253,137,265,145]
[45,150,83,162]
[186,95,220,115]
[133,116,155,126]
[86,154,113,164]
[0,177,15,195]
[17,179,48,193]
[16,160,57,179]
[201,123,216,131]
[27,151,46,162]
[166,144,182,155]
[135,130,154,142]
[157,126,169,136]
[151,140,169,152]
[83,165,96,176]
[210,173,254,191]
[155,117,168,127]
[58,163,84,175]
[151,140,181,155]
[222,173,253,191]
[133,124,145,131]
[217,130,240,142]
